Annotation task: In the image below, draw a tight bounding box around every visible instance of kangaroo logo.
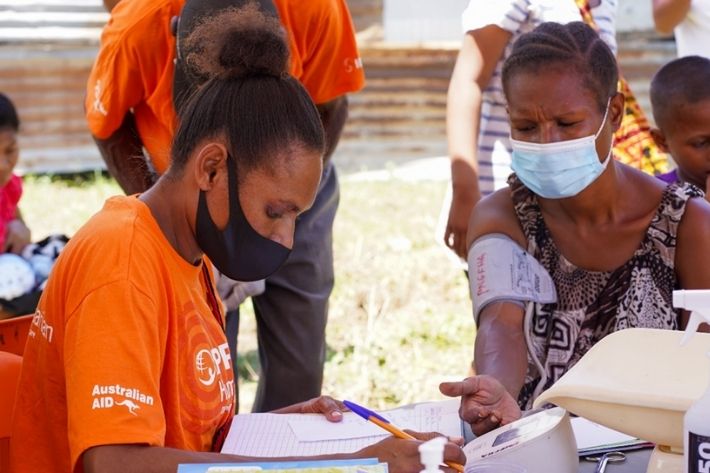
[115,399,141,416]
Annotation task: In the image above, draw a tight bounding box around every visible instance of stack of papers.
[571,417,653,456]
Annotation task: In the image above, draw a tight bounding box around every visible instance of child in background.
[0,93,67,314]
[0,92,31,254]
[651,56,710,199]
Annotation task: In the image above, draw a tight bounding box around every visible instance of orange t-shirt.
[10,196,235,472]
[85,0,365,175]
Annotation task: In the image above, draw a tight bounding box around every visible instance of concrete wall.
[381,0,658,42]
[383,0,465,43]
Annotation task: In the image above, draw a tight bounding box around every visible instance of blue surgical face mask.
[510,100,613,199]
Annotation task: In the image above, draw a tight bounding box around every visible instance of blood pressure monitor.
[463,407,578,473]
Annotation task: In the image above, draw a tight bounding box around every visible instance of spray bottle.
[418,437,447,473]
[673,290,710,473]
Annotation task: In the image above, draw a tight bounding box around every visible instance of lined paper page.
[288,399,461,442]
[221,399,462,457]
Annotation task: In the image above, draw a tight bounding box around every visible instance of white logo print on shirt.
[115,399,141,416]
[93,80,108,116]
[91,384,154,417]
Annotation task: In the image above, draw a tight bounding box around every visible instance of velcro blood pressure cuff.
[467,233,557,324]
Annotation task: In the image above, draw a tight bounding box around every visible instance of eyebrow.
[510,109,588,118]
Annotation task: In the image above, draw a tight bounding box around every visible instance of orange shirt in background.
[10,196,235,472]
[85,0,365,175]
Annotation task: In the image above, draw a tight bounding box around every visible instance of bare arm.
[467,191,533,395]
[445,26,512,258]
[438,191,527,435]
[474,302,528,397]
[83,444,352,473]
[316,96,349,163]
[83,437,466,473]
[81,395,465,473]
[675,198,710,332]
[439,300,526,437]
[93,113,156,195]
[652,0,692,34]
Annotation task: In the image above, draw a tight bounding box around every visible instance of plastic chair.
[0,351,22,471]
[0,314,33,356]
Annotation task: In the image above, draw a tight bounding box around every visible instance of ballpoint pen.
[343,400,465,473]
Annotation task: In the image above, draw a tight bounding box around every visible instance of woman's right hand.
[440,375,522,436]
[358,433,465,473]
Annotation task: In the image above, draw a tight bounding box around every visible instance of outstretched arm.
[93,113,156,195]
[440,190,529,435]
[466,191,530,393]
[652,0,692,34]
[83,434,466,473]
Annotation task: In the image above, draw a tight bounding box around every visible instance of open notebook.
[221,399,649,459]
[221,399,463,457]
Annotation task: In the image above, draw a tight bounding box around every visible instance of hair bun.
[182,2,289,80]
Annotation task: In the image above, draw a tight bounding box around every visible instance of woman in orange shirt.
[11,6,465,473]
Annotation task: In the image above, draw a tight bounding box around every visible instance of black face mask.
[196,155,290,281]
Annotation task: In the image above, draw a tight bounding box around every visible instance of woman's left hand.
[272,395,347,422]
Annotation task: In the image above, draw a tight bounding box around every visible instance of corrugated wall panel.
[0,0,678,174]
[1,44,97,173]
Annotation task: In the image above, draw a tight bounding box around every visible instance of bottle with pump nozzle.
[673,290,710,473]
[418,437,447,473]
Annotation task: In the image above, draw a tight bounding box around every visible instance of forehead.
[505,66,599,114]
[240,146,322,203]
[662,98,710,135]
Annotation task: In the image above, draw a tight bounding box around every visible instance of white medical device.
[534,324,710,473]
[463,407,578,473]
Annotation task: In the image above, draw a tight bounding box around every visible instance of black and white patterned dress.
[509,175,703,409]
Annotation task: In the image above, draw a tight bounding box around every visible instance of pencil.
[343,400,465,473]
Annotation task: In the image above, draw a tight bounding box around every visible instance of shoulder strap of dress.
[647,182,703,252]
[508,174,543,246]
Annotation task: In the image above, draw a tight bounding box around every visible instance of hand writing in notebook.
[223,398,467,473]
[271,395,347,423]
[271,397,466,473]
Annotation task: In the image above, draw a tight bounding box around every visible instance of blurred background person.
[652,0,710,58]
[85,0,365,412]
[443,0,619,259]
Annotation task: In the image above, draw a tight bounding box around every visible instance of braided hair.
[502,21,618,112]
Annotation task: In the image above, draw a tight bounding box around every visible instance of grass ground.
[20,172,475,412]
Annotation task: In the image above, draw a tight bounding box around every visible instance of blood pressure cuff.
[467,233,557,324]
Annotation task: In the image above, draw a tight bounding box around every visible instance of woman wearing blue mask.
[439,21,710,437]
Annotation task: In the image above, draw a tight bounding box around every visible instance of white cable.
[523,301,548,403]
